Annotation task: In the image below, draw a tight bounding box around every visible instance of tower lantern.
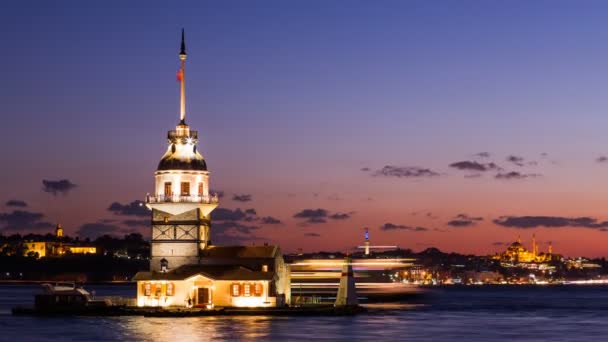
[145,30,219,272]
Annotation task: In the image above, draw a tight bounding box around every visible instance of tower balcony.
[146,194,219,204]
[168,130,198,140]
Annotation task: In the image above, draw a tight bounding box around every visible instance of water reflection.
[123,316,272,341]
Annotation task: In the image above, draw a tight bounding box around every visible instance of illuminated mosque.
[133,31,290,308]
[492,234,557,264]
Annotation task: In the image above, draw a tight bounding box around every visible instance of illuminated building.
[493,234,557,264]
[23,224,96,258]
[364,228,370,256]
[134,31,290,308]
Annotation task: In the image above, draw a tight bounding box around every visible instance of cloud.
[447,214,483,227]
[493,216,608,230]
[210,190,225,199]
[108,200,149,217]
[329,212,352,220]
[495,172,540,180]
[211,220,263,245]
[0,210,54,231]
[506,155,525,166]
[213,208,253,221]
[77,223,123,238]
[373,165,440,178]
[597,156,608,163]
[213,221,260,235]
[293,208,329,224]
[449,161,499,172]
[260,216,281,225]
[42,179,77,195]
[492,242,507,246]
[474,152,491,158]
[304,233,321,237]
[122,219,149,227]
[360,167,371,172]
[232,194,252,202]
[5,200,27,207]
[379,223,428,232]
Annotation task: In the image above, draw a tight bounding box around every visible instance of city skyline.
[4,1,608,257]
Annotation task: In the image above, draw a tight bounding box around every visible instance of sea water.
[1,284,606,341]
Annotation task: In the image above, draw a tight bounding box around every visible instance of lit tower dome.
[145,30,219,272]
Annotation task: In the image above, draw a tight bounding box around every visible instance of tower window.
[164,182,172,198]
[231,283,241,297]
[198,182,203,195]
[181,182,190,196]
[243,283,251,297]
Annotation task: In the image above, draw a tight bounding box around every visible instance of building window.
[198,182,203,195]
[262,265,268,272]
[254,283,263,297]
[143,283,151,296]
[231,283,240,297]
[166,283,174,296]
[155,283,162,297]
[164,182,172,198]
[243,283,251,297]
[181,182,190,196]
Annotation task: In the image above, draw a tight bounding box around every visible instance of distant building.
[23,224,97,258]
[134,31,290,308]
[492,234,557,264]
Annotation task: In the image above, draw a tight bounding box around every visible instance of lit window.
[254,283,263,296]
[155,283,162,296]
[143,283,151,296]
[164,182,172,198]
[243,283,251,297]
[231,283,240,297]
[198,183,203,195]
[181,182,190,196]
[166,283,174,296]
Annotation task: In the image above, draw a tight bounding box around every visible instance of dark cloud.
[492,242,507,246]
[210,190,225,199]
[42,179,77,196]
[447,214,483,227]
[293,208,329,224]
[122,219,150,227]
[329,212,352,220]
[0,210,54,231]
[506,155,525,166]
[304,233,321,237]
[597,156,608,163]
[495,172,540,180]
[449,161,499,172]
[108,200,149,217]
[212,208,252,221]
[5,200,27,207]
[77,223,123,238]
[379,223,428,232]
[373,165,439,178]
[260,216,281,225]
[373,165,440,178]
[493,216,608,230]
[360,167,371,172]
[232,194,252,202]
[474,152,491,158]
[213,221,260,235]
[464,173,482,178]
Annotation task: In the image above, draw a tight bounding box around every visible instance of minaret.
[364,228,370,256]
[145,30,219,272]
[55,224,63,238]
[532,233,537,257]
[548,241,553,254]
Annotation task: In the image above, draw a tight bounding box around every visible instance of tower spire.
[178,29,187,124]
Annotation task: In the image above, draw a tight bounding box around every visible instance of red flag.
[176,69,183,82]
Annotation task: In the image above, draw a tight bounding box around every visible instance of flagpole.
[179,29,187,123]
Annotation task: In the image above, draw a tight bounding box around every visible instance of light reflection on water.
[3,284,608,341]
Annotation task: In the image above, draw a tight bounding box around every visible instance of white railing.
[146,194,219,204]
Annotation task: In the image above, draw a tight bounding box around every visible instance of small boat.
[12,283,113,316]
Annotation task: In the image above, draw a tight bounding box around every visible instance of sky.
[3,1,608,256]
